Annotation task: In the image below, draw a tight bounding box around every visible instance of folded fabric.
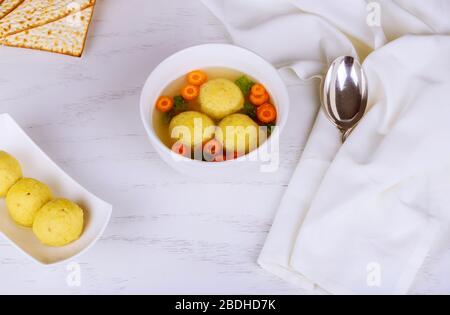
[202,0,450,294]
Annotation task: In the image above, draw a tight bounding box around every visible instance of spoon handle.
[341,128,353,143]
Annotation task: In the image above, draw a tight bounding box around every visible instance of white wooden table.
[0,0,447,295]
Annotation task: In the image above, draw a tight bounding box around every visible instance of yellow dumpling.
[169,111,215,147]
[6,178,52,227]
[216,114,259,154]
[0,151,22,197]
[199,78,244,120]
[33,199,84,247]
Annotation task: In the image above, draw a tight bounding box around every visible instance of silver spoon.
[321,56,368,142]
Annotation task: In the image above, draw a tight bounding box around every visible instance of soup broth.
[152,67,277,162]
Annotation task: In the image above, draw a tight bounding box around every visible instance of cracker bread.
[1,5,94,57]
[0,0,94,36]
[0,0,24,19]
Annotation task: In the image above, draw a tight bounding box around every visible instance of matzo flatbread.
[1,5,94,57]
[0,0,24,19]
[0,0,94,36]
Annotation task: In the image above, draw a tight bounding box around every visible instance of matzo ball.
[216,114,259,154]
[6,178,52,227]
[169,111,215,147]
[33,199,84,247]
[199,79,244,120]
[0,151,22,197]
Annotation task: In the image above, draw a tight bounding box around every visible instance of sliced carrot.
[181,84,200,101]
[172,142,189,157]
[257,103,277,124]
[156,96,174,112]
[204,139,222,156]
[251,84,266,97]
[249,92,269,106]
[203,139,222,161]
[187,70,208,86]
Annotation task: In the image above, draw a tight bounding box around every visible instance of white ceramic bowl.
[140,44,289,178]
[0,114,112,265]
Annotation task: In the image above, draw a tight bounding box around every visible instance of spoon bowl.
[321,56,368,142]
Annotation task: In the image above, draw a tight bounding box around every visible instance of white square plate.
[0,114,112,265]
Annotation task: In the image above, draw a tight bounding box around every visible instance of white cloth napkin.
[202,0,450,294]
